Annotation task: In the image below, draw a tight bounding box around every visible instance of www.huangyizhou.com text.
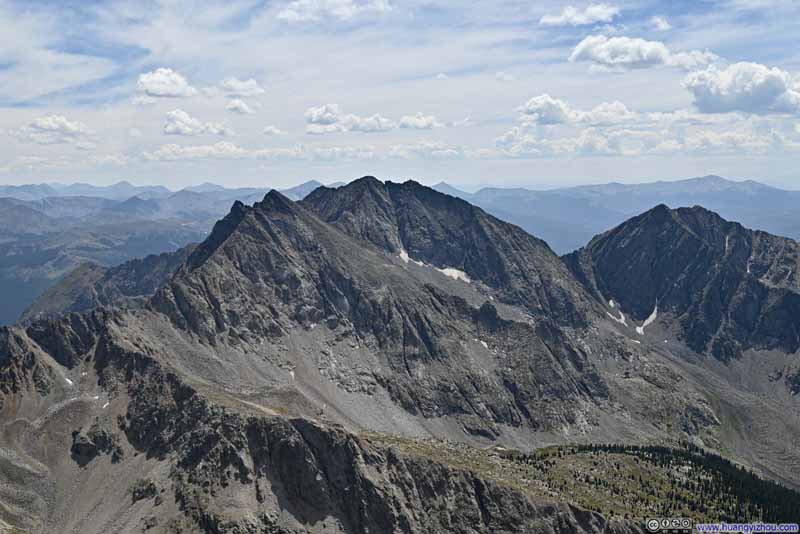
[695,523,800,533]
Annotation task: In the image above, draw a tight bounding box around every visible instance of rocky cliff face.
[565,204,800,360]
[303,177,597,326]
[0,311,641,533]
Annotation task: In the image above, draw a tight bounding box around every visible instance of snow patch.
[92,395,99,400]
[608,299,615,308]
[479,340,488,349]
[289,370,295,381]
[631,340,641,345]
[606,310,627,326]
[64,377,73,386]
[102,402,109,409]
[635,303,658,335]
[724,235,730,255]
[437,267,471,283]
[398,249,423,266]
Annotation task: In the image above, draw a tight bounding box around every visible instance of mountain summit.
[566,204,800,359]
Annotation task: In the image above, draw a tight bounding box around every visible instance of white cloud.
[540,4,620,27]
[399,112,444,129]
[263,125,288,135]
[137,68,197,98]
[435,73,449,80]
[144,141,249,161]
[569,35,717,71]
[226,98,255,114]
[0,4,117,103]
[519,94,576,125]
[277,0,392,22]
[388,140,465,160]
[683,62,800,114]
[518,94,638,125]
[129,128,142,137]
[684,129,772,154]
[12,114,93,146]
[650,16,671,31]
[219,77,265,97]
[304,103,396,133]
[163,109,233,136]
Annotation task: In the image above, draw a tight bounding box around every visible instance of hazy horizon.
[2,173,800,194]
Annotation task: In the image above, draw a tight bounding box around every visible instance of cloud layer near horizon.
[2,0,800,188]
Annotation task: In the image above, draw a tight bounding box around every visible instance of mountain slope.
[2,181,800,532]
[20,244,196,323]
[565,204,800,360]
[302,177,597,326]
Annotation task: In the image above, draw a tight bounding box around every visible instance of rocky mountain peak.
[566,204,800,359]
[302,178,597,325]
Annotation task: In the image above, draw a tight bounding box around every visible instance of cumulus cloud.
[683,62,800,114]
[163,109,233,136]
[263,125,288,135]
[495,120,795,158]
[519,94,638,125]
[569,35,717,71]
[277,0,392,22]
[650,16,671,31]
[540,4,620,27]
[304,103,396,134]
[388,140,465,160]
[226,98,255,114]
[684,129,772,154]
[518,94,577,124]
[399,112,444,129]
[137,68,197,98]
[219,77,265,97]
[12,114,93,145]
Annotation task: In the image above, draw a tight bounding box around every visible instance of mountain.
[0,218,206,326]
[0,181,647,533]
[101,195,162,218]
[302,177,596,325]
[183,182,226,193]
[51,181,172,200]
[431,181,471,198]
[2,178,800,532]
[565,204,800,360]
[20,244,196,323]
[0,181,335,326]
[282,180,326,200]
[0,183,59,201]
[441,175,800,254]
[0,198,57,235]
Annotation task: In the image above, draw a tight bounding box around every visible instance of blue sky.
[1,0,800,189]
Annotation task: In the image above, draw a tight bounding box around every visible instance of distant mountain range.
[2,174,798,326]
[0,180,334,325]
[433,175,800,254]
